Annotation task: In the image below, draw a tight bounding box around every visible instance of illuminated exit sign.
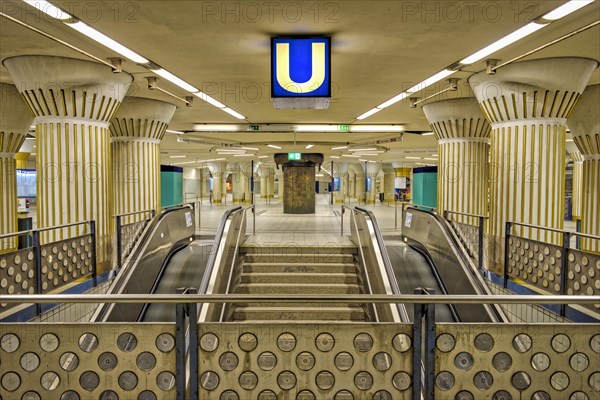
[288,153,302,160]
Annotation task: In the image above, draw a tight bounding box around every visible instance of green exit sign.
[339,125,349,132]
[288,153,302,160]
[248,124,260,131]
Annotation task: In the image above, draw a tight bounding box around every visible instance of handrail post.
[503,221,511,288]
[478,216,485,271]
[252,205,256,235]
[341,206,344,236]
[443,210,448,220]
[188,288,199,400]
[394,199,398,230]
[115,215,122,271]
[32,230,43,316]
[90,220,97,287]
[413,288,436,400]
[175,288,187,400]
[560,231,571,317]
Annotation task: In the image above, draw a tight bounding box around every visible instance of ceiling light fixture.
[258,155,269,158]
[295,125,340,132]
[66,21,149,64]
[149,68,198,92]
[421,132,435,136]
[193,124,241,132]
[233,154,255,157]
[165,129,185,135]
[267,144,282,149]
[424,158,438,161]
[542,0,595,20]
[356,108,382,120]
[193,91,226,108]
[460,22,547,64]
[241,147,259,151]
[330,156,340,159]
[305,144,314,149]
[331,146,348,150]
[23,0,71,20]
[342,154,361,158]
[349,125,404,132]
[169,155,187,159]
[406,156,421,160]
[222,107,246,120]
[348,148,377,152]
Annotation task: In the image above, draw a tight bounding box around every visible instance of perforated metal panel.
[199,323,413,399]
[120,220,149,263]
[0,323,176,399]
[448,220,480,265]
[0,248,36,311]
[40,235,94,293]
[435,324,600,400]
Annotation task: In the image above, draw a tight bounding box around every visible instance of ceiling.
[1,0,599,167]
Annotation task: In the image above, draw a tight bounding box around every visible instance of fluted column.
[110,97,176,220]
[4,56,133,272]
[366,164,380,204]
[0,84,35,253]
[352,164,365,203]
[210,163,226,204]
[423,98,491,225]
[334,163,349,204]
[348,169,356,201]
[382,164,396,204]
[469,57,598,268]
[267,170,275,199]
[276,170,284,199]
[569,84,600,252]
[567,143,584,221]
[201,167,211,199]
[241,162,253,204]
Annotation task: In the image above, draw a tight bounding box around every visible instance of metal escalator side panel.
[91,206,195,322]
[402,207,504,322]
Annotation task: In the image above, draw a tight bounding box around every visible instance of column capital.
[110,97,177,141]
[3,55,133,124]
[468,57,598,125]
[568,84,599,156]
[423,97,491,140]
[0,83,34,154]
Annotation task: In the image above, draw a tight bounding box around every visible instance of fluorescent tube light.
[23,0,71,20]
[349,125,404,132]
[543,0,595,20]
[424,158,438,161]
[422,132,435,136]
[258,155,269,158]
[295,125,339,132]
[305,144,314,149]
[358,159,368,162]
[460,22,547,64]
[368,160,377,163]
[267,144,282,149]
[342,154,361,158]
[222,107,246,120]
[353,153,379,156]
[241,147,259,151]
[150,68,198,92]
[330,156,340,159]
[166,130,185,135]
[377,93,411,109]
[233,154,255,157]
[215,158,226,161]
[406,69,456,93]
[169,155,187,159]
[566,139,574,142]
[315,174,324,177]
[193,124,240,132]
[331,146,348,150]
[193,91,226,108]
[431,154,438,157]
[348,148,377,152]
[67,21,149,64]
[406,156,421,160]
[357,108,382,120]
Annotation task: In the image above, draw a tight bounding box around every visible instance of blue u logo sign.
[271,37,331,97]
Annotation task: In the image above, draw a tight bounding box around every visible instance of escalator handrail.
[197,206,243,297]
[354,207,411,323]
[404,206,506,322]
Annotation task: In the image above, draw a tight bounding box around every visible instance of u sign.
[271,37,331,97]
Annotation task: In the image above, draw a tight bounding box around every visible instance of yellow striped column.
[4,56,133,273]
[334,162,349,204]
[469,57,598,267]
[365,163,380,205]
[229,163,243,203]
[568,84,600,253]
[422,98,491,225]
[382,165,395,204]
[0,84,35,253]
[567,144,584,221]
[241,162,254,204]
[110,97,176,219]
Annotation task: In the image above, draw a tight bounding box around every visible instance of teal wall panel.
[161,165,183,207]
[412,167,437,209]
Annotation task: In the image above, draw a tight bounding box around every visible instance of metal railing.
[0,221,97,316]
[504,221,600,316]
[0,293,597,400]
[114,209,156,270]
[443,210,488,271]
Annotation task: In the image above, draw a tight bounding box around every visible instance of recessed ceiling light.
[348,148,377,152]
[542,0,595,21]
[267,144,282,149]
[169,155,187,159]
[305,144,314,149]
[349,125,404,132]
[23,0,72,20]
[193,124,241,132]
[424,158,438,161]
[331,146,348,150]
[295,125,339,132]
[421,132,434,136]
[342,154,361,158]
[566,139,574,142]
[233,154,255,157]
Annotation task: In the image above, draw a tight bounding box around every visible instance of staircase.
[230,244,369,322]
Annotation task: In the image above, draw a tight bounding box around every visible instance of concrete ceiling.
[1,0,599,167]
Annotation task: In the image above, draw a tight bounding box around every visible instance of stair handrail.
[219,204,256,322]
[355,207,411,323]
[342,205,379,322]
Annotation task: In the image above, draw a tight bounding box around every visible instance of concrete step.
[233,306,366,321]
[241,246,357,256]
[243,262,357,274]
[243,253,355,264]
[236,283,360,295]
[240,272,358,284]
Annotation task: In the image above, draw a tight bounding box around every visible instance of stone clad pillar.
[568,84,600,252]
[4,56,133,273]
[422,98,491,225]
[567,143,584,223]
[469,57,598,268]
[0,83,35,253]
[110,97,176,219]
